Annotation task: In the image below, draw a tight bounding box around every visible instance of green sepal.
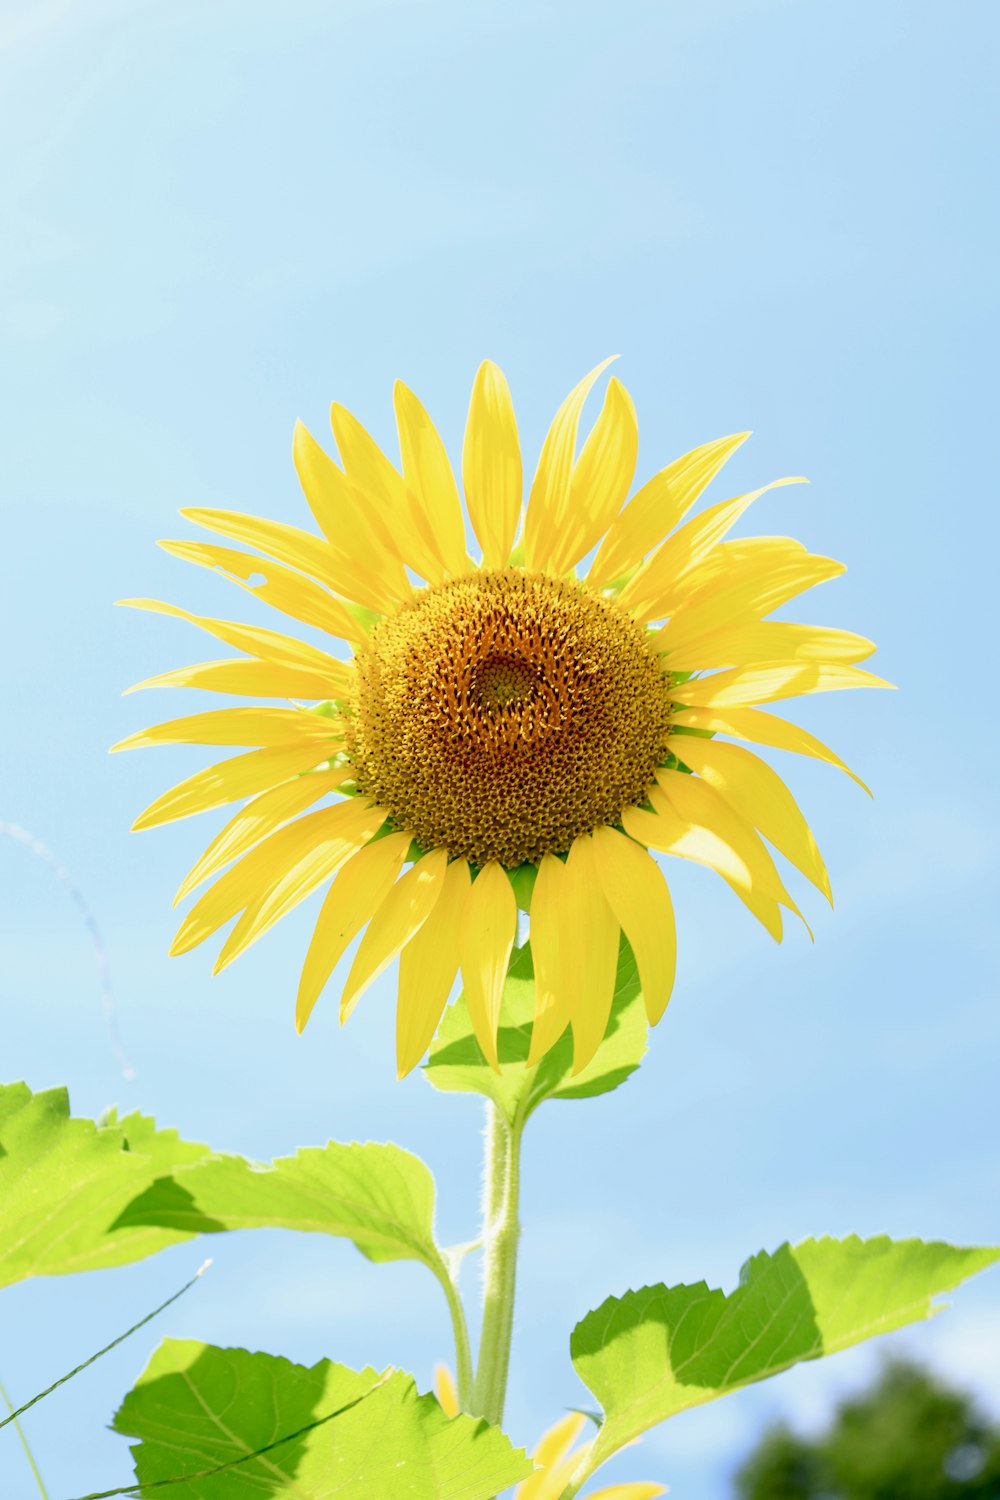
[114,1340,532,1499]
[507,862,537,912]
[346,602,381,634]
[569,1235,1000,1482]
[423,936,647,1125]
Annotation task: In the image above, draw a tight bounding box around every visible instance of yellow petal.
[530,1412,588,1470]
[627,769,801,937]
[669,662,892,708]
[132,741,339,830]
[329,401,442,584]
[524,358,617,572]
[117,598,353,687]
[660,534,812,615]
[652,769,809,941]
[546,377,638,575]
[525,853,573,1065]
[462,360,522,569]
[126,659,347,700]
[515,1413,589,1500]
[713,533,808,560]
[562,836,621,1073]
[660,621,876,671]
[434,1364,458,1419]
[529,1462,598,1500]
[652,770,795,909]
[295,832,412,1031]
[180,506,377,605]
[340,847,450,1021]
[292,420,409,611]
[394,381,469,579]
[621,802,752,891]
[396,858,470,1077]
[171,800,376,955]
[588,431,750,588]
[587,1484,667,1500]
[515,1461,568,1500]
[157,538,368,643]
[175,769,352,904]
[619,477,808,620]
[718,871,784,941]
[113,705,345,752]
[670,736,831,901]
[671,704,870,794]
[652,550,845,651]
[459,861,517,1069]
[215,800,389,973]
[591,825,676,1025]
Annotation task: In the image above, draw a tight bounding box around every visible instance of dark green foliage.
[734,1359,1000,1499]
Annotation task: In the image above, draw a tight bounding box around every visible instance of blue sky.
[1,0,998,1495]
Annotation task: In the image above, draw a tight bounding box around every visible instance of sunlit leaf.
[104,1106,212,1172]
[570,1236,1000,1480]
[424,937,647,1124]
[0,1082,209,1287]
[113,1339,532,1499]
[116,1138,446,1273]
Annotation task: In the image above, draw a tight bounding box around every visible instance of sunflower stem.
[472,1100,524,1426]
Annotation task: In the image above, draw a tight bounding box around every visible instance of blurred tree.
[734,1359,1000,1499]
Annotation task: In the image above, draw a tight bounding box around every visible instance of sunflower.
[114,360,887,1076]
[434,1366,662,1500]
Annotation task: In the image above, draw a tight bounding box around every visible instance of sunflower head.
[115,360,888,1077]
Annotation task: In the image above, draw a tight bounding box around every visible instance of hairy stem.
[472,1101,524,1425]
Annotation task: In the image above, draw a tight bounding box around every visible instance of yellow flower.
[114,361,887,1075]
[434,1368,663,1500]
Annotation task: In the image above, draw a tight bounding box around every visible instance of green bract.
[424,938,648,1125]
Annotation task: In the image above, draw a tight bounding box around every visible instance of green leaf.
[0,1082,210,1287]
[116,1139,446,1274]
[113,1339,532,1499]
[105,1107,213,1173]
[570,1235,1000,1480]
[423,936,647,1125]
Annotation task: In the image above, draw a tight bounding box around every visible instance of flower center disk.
[346,569,673,867]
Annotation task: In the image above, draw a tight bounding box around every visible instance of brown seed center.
[344,568,673,867]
